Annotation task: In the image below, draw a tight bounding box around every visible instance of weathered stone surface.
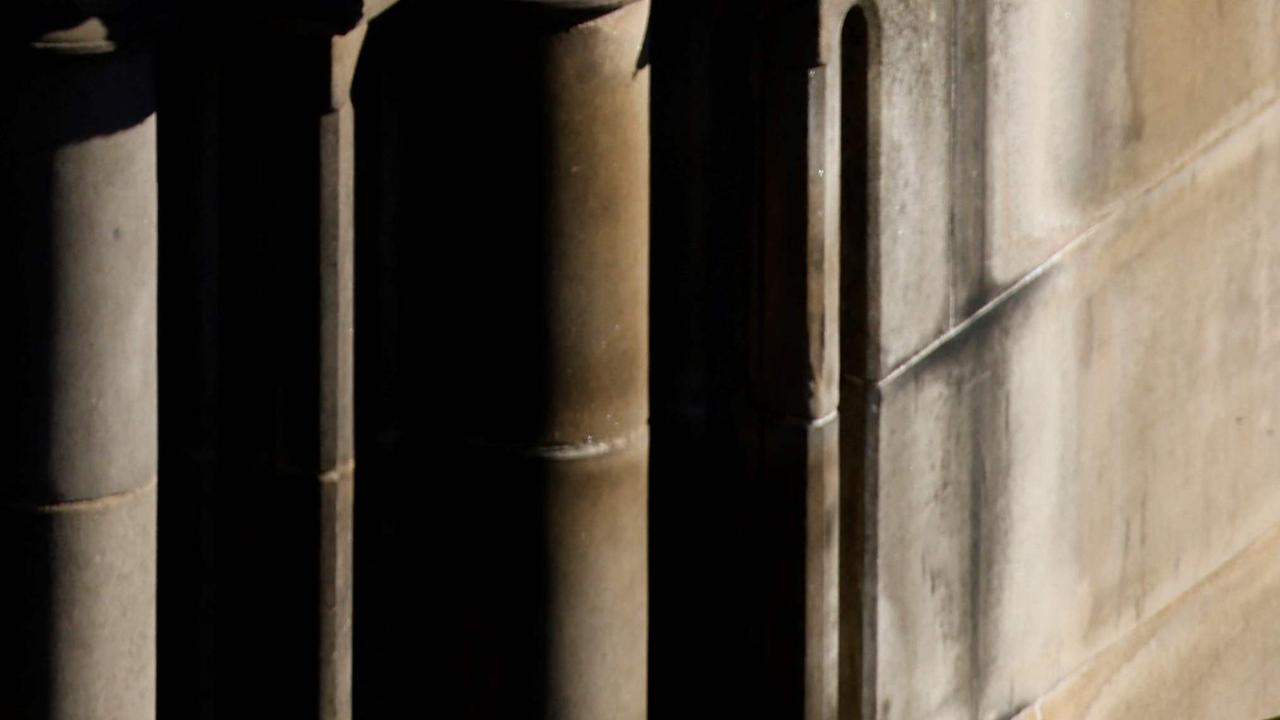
[983,0,1280,292]
[864,1,1280,716]
[872,96,1280,720]
[0,484,157,720]
[756,0,955,385]
[865,0,956,373]
[1014,524,1280,720]
[823,0,956,375]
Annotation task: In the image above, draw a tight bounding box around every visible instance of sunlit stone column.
[0,10,158,719]
[437,2,650,717]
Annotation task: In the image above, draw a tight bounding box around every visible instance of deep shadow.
[156,15,220,720]
[350,5,411,717]
[649,0,806,716]
[838,7,874,720]
[354,1,559,715]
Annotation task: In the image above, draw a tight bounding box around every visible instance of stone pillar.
[313,28,362,720]
[754,2,843,719]
[436,2,650,717]
[0,11,158,720]
[208,13,368,718]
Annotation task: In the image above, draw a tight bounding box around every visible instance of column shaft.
[1,40,158,719]
[435,2,650,717]
[211,22,362,719]
[753,3,843,718]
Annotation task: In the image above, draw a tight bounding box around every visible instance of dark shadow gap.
[838,6,873,720]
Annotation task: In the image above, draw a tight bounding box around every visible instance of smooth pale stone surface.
[1014,524,1280,720]
[0,483,156,720]
[873,97,1280,720]
[984,0,1280,291]
[5,52,158,504]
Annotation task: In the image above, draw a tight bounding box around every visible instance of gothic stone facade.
[3,1,1279,719]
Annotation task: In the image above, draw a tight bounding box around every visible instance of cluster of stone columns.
[0,0,881,718]
[3,0,656,717]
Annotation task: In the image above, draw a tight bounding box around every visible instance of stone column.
[0,11,158,720]
[754,2,843,719]
[436,2,650,717]
[208,12,368,717]
[313,28,362,720]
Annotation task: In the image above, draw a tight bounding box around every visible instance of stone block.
[984,0,1280,291]
[1015,525,1280,720]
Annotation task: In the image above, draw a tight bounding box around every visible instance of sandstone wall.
[863,1,1280,717]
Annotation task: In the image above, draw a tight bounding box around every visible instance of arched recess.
[837,3,878,719]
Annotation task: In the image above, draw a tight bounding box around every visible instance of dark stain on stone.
[888,264,1055,717]
[1124,2,1147,145]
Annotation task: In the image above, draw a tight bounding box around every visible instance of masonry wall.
[6,1,1279,718]
[866,1,1280,718]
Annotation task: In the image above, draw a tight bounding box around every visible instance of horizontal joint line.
[457,425,649,460]
[760,409,839,429]
[319,461,356,483]
[1,476,157,514]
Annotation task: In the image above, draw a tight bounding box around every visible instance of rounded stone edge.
[28,18,116,53]
[10,4,169,55]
